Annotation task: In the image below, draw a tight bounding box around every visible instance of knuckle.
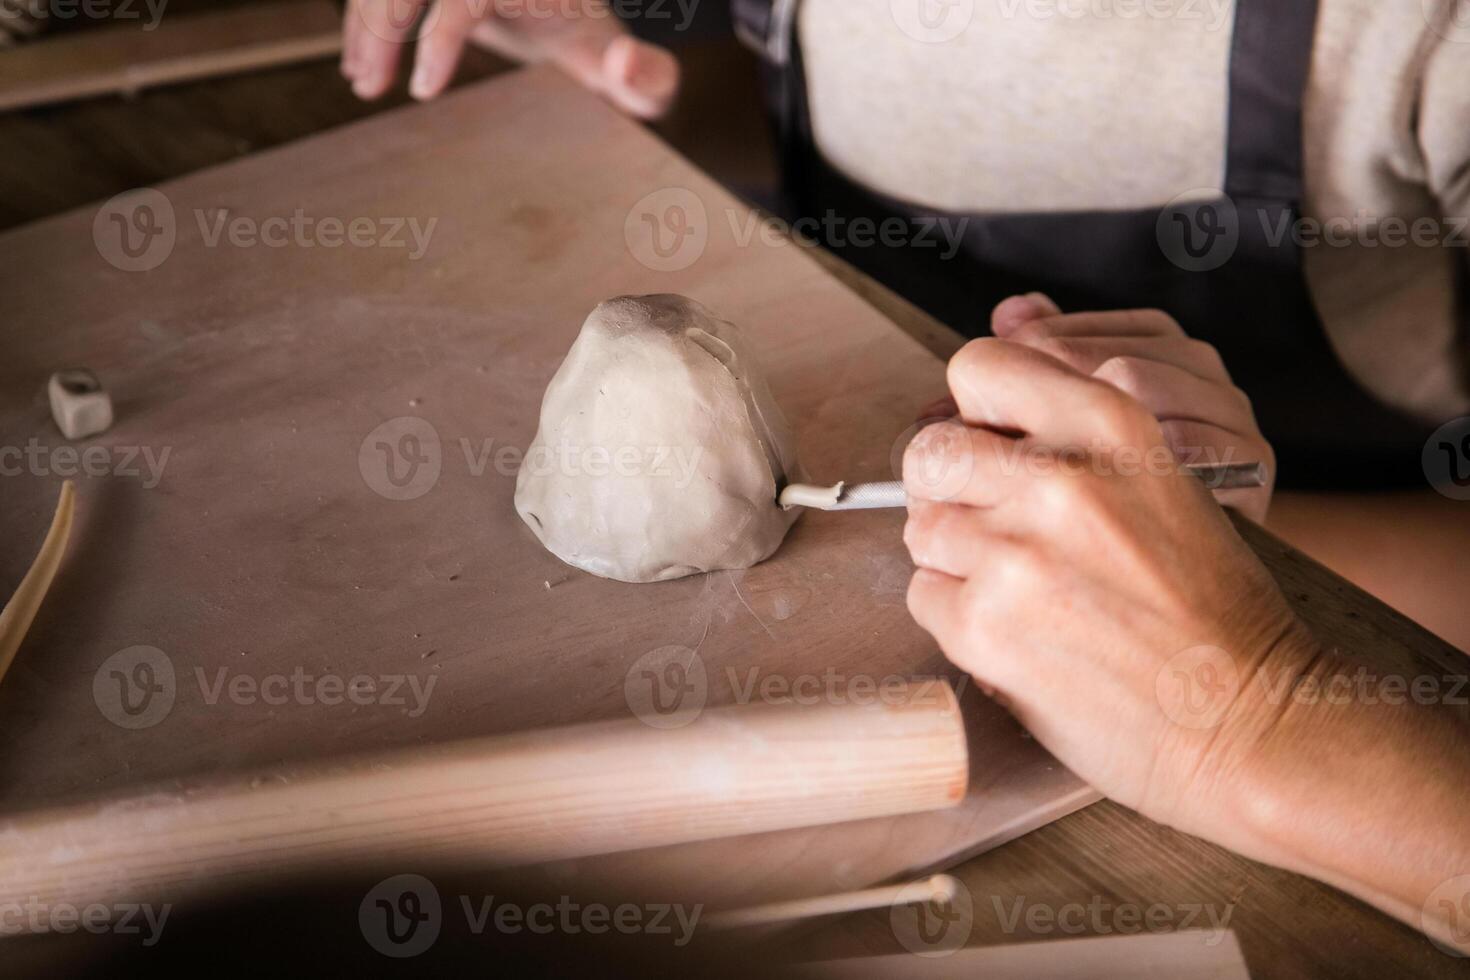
[946,338,991,388]
[1094,355,1149,397]
[1091,385,1151,442]
[902,513,920,555]
[1136,307,1181,331]
[1158,419,1197,458]
[905,572,927,621]
[1186,339,1228,377]
[957,579,992,637]
[902,503,939,553]
[1032,336,1081,366]
[907,576,948,640]
[1227,383,1256,420]
[907,569,950,635]
[1008,318,1055,345]
[994,542,1043,595]
[1036,471,1086,513]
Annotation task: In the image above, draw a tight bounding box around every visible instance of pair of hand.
[904,297,1302,844]
[340,0,679,115]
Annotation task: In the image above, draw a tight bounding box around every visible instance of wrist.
[1193,629,1470,920]
[1168,616,1326,861]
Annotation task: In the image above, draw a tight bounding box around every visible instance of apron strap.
[732,0,799,67]
[734,0,810,210]
[1224,0,1320,204]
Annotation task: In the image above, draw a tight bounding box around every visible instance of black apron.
[733,0,1435,490]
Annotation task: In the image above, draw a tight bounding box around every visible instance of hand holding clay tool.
[779,462,1268,511]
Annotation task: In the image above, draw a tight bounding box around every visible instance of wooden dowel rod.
[706,874,961,930]
[0,681,967,933]
[0,1,342,113]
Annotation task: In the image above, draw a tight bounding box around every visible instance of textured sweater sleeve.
[1417,14,1470,263]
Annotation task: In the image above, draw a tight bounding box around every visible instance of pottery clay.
[515,295,803,583]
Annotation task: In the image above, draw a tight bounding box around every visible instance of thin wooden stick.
[706,874,962,930]
[0,681,968,933]
[0,480,74,688]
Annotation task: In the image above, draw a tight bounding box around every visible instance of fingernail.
[604,37,678,119]
[916,396,958,422]
[992,294,1043,334]
[410,61,435,99]
[605,35,636,82]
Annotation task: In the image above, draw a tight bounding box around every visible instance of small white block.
[48,368,114,440]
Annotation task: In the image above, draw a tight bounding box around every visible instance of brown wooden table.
[1,20,1465,980]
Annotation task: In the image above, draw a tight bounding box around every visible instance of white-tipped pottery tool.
[780,462,1267,512]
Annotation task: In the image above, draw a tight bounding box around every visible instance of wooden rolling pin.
[0,681,967,932]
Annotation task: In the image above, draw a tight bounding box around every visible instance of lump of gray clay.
[515,295,804,583]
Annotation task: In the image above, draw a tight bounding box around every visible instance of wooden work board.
[0,66,1095,918]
